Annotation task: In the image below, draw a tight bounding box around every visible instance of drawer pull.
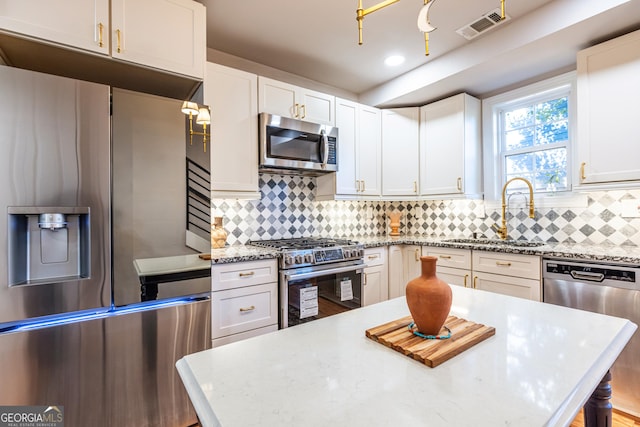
[463,274,469,288]
[239,305,255,312]
[439,255,452,259]
[367,255,379,260]
[496,261,512,267]
[473,276,478,289]
[239,271,255,277]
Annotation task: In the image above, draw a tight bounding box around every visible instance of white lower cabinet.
[363,247,388,306]
[211,259,278,347]
[422,246,541,301]
[422,246,472,288]
[388,245,422,298]
[471,251,541,301]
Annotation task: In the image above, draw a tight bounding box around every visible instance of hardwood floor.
[570,409,640,427]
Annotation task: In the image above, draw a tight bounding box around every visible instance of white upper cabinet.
[0,0,109,54]
[576,29,640,187]
[204,63,260,199]
[0,0,206,79]
[111,0,206,78]
[419,93,482,197]
[317,98,381,199]
[258,76,335,126]
[382,108,420,197]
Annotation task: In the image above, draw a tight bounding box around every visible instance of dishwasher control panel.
[545,261,637,283]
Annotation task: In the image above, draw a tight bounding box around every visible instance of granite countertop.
[176,286,637,427]
[208,236,640,265]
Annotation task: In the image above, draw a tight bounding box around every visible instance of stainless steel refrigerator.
[0,65,211,427]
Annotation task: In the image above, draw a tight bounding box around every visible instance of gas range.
[249,237,364,269]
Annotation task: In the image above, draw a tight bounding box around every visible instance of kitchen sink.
[443,238,545,248]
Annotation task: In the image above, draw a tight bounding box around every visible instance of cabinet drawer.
[211,282,278,338]
[212,259,278,291]
[472,251,540,280]
[364,247,387,267]
[423,246,471,270]
[473,271,541,301]
[212,324,278,348]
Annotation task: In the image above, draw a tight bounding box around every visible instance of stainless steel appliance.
[250,238,364,328]
[0,65,210,426]
[543,258,640,417]
[259,112,338,175]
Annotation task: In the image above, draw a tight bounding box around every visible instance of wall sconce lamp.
[357,0,506,56]
[181,101,211,152]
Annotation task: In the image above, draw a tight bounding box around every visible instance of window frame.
[482,72,577,201]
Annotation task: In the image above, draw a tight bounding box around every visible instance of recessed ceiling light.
[384,55,405,66]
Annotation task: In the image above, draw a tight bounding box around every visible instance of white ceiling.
[200,0,640,107]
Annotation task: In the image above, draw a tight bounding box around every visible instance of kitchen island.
[176,286,636,427]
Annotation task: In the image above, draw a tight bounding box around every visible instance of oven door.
[280,261,363,328]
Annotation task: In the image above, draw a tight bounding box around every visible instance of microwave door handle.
[320,130,329,167]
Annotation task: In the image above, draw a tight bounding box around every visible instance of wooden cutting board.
[365,315,495,368]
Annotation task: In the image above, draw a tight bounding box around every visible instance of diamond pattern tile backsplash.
[213,174,640,247]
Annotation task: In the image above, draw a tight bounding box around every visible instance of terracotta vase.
[211,217,228,249]
[406,256,452,335]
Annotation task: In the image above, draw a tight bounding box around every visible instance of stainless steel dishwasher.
[543,259,640,418]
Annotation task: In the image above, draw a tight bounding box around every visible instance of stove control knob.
[355,248,363,257]
[304,254,314,263]
[284,255,294,266]
[295,255,303,264]
[343,249,351,258]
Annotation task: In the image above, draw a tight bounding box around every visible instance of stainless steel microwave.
[259,112,338,175]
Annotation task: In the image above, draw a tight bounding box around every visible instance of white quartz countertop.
[176,286,637,427]
[133,254,211,277]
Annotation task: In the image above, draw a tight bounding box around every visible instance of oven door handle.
[283,264,363,282]
[320,130,329,168]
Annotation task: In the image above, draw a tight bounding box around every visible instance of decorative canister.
[211,216,228,249]
[388,211,402,236]
[405,256,452,335]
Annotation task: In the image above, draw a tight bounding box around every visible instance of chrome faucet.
[492,177,535,240]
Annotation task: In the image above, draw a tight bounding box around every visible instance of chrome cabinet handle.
[239,271,255,277]
[239,305,255,312]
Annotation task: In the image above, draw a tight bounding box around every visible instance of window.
[482,72,576,199]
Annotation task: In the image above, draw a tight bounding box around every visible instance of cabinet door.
[473,271,541,301]
[387,245,404,299]
[0,0,109,54]
[420,95,464,195]
[111,0,205,78]
[402,245,422,293]
[211,282,278,338]
[358,105,382,196]
[437,266,471,288]
[258,77,299,119]
[334,98,359,195]
[363,265,387,306]
[577,29,640,185]
[205,63,260,199]
[382,108,420,196]
[299,88,335,126]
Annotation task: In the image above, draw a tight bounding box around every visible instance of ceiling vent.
[456,8,511,40]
